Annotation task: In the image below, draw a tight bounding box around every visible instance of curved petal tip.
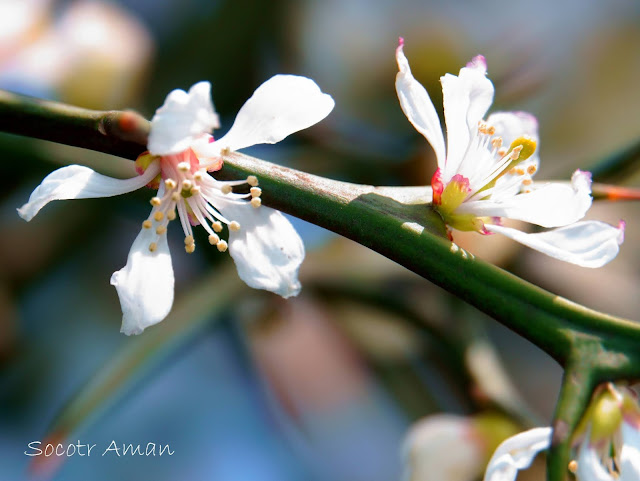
[467,55,487,72]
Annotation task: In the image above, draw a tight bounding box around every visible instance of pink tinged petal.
[17,162,161,221]
[485,221,624,268]
[576,441,614,481]
[431,168,444,205]
[483,427,552,481]
[460,171,593,228]
[110,226,174,335]
[212,75,334,153]
[395,40,446,169]
[620,422,640,481]
[216,202,305,298]
[441,55,494,180]
[148,81,220,156]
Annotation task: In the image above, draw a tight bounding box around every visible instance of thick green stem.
[0,90,148,159]
[218,152,640,364]
[547,353,596,481]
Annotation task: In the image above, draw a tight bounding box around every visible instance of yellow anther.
[164,179,177,189]
[150,197,161,206]
[221,146,231,156]
[154,211,164,221]
[527,165,537,175]
[142,220,152,229]
[568,460,578,474]
[185,243,196,254]
[156,225,167,235]
[478,122,487,134]
[250,187,262,198]
[487,126,496,135]
[177,162,190,172]
[229,221,241,231]
[221,184,233,195]
[247,175,258,187]
[184,235,194,245]
[251,197,262,208]
[476,137,536,195]
[190,186,201,195]
[171,192,180,202]
[491,137,503,149]
[208,234,220,245]
[193,171,203,181]
[508,136,536,162]
[522,179,532,186]
[149,242,157,252]
[182,179,193,191]
[216,240,228,252]
[167,210,176,221]
[212,221,223,233]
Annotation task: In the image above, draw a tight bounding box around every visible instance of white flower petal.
[485,221,624,268]
[483,427,552,481]
[216,201,304,298]
[441,55,494,181]
[17,162,160,221]
[460,171,593,228]
[403,415,484,481]
[212,75,334,152]
[576,440,614,481]
[395,40,446,169]
[148,81,220,155]
[110,224,174,335]
[620,422,640,481]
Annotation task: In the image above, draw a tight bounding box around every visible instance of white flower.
[482,384,640,481]
[402,415,487,481]
[395,38,624,267]
[18,76,334,335]
[403,413,525,481]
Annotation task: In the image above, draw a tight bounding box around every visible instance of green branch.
[2,90,640,481]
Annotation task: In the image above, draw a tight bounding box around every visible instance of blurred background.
[1,0,639,480]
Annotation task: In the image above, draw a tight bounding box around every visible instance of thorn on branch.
[98,110,149,147]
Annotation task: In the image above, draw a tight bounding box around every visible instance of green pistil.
[436,175,485,232]
[589,390,623,443]
[439,177,470,215]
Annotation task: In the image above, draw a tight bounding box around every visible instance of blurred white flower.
[395,38,624,268]
[403,413,520,481]
[18,76,334,334]
[403,415,486,481]
[0,0,152,108]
